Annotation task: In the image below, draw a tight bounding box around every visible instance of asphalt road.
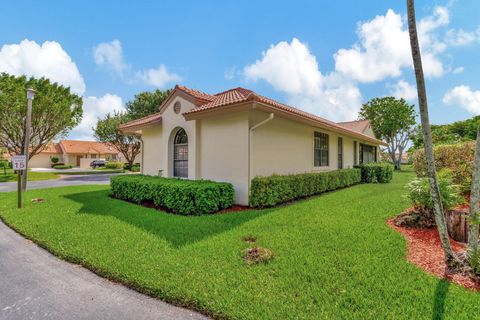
[0,220,208,320]
[0,174,117,193]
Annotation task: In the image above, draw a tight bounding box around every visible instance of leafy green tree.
[359,97,416,170]
[94,89,171,167]
[0,73,82,159]
[125,89,171,119]
[411,116,480,148]
[94,112,141,167]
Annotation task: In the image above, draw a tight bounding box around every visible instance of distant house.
[25,140,140,168]
[120,85,385,205]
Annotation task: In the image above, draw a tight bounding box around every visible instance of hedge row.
[105,161,124,169]
[110,175,235,215]
[53,164,73,169]
[249,168,362,208]
[354,163,394,183]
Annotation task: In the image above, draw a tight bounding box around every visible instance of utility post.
[22,88,36,191]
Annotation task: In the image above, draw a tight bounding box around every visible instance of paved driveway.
[0,220,208,320]
[0,174,117,193]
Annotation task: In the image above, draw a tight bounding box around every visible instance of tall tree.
[94,89,171,167]
[407,0,459,266]
[125,89,171,119]
[94,112,141,167]
[359,97,416,170]
[0,73,82,159]
[467,129,480,261]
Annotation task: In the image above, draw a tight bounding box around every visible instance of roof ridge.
[175,85,215,101]
[214,87,253,96]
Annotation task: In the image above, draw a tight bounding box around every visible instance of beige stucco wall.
[142,125,163,176]
[250,109,374,178]
[140,95,198,178]
[138,97,381,206]
[28,153,61,168]
[199,111,250,205]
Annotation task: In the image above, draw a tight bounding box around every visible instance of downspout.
[140,137,145,174]
[248,112,274,204]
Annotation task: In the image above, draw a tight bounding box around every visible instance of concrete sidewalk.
[0,220,208,320]
[0,174,118,193]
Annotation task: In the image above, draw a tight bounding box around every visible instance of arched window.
[173,128,188,178]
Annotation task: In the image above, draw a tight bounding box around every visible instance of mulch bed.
[387,218,480,291]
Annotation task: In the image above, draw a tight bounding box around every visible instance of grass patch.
[1,168,480,319]
[0,168,59,183]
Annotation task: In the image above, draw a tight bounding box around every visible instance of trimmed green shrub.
[105,161,124,169]
[355,163,394,183]
[130,165,140,172]
[50,156,59,164]
[110,175,235,215]
[412,141,474,194]
[53,164,73,169]
[406,169,463,213]
[250,168,361,208]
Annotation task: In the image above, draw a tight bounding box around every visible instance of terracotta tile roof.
[119,112,162,130]
[39,143,63,154]
[183,87,384,145]
[120,85,385,145]
[176,85,215,104]
[337,120,371,134]
[59,140,119,154]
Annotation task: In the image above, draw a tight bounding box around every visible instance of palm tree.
[406,0,458,266]
[468,129,480,260]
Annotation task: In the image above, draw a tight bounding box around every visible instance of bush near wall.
[250,168,362,208]
[105,161,124,169]
[53,164,73,169]
[355,163,394,183]
[412,141,474,194]
[110,175,235,215]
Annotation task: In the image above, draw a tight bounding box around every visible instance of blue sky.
[0,0,479,140]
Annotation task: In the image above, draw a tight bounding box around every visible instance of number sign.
[12,155,27,171]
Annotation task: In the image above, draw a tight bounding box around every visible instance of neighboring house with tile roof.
[120,85,386,205]
[21,140,140,168]
[337,119,376,138]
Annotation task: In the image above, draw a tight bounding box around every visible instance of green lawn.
[1,169,480,319]
[0,168,59,183]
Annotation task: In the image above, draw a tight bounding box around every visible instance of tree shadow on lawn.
[64,189,273,248]
[432,279,450,320]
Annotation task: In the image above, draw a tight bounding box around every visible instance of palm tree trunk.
[468,127,480,257]
[407,0,457,265]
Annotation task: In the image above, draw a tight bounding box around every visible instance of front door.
[76,155,82,166]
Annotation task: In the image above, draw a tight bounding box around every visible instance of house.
[27,140,140,168]
[120,85,385,205]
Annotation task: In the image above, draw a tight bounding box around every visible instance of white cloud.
[443,85,480,115]
[135,64,182,88]
[389,80,417,101]
[334,6,450,83]
[244,38,361,121]
[452,66,464,74]
[93,39,127,73]
[0,39,85,95]
[445,28,478,46]
[93,39,180,88]
[69,94,124,140]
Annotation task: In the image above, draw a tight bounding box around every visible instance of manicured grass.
[0,168,59,183]
[1,169,480,319]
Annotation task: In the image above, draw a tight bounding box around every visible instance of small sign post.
[12,155,27,208]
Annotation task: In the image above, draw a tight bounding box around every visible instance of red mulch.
[387,218,480,291]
